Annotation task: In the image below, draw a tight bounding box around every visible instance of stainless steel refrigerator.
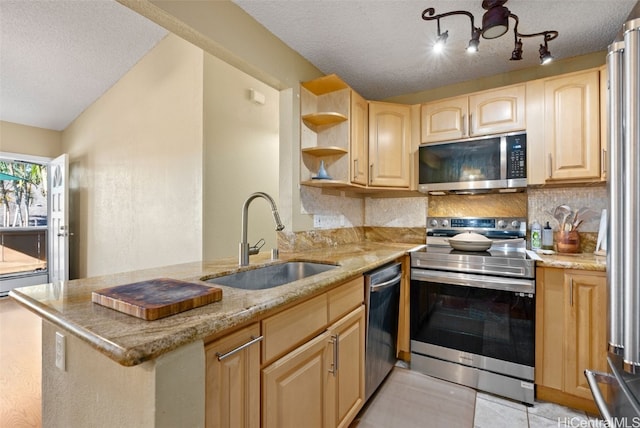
[585,16,640,422]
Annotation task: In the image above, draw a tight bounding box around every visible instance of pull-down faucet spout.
[239,192,285,266]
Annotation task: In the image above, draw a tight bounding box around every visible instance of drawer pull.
[216,335,263,361]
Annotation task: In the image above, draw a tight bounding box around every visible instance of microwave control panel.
[506,134,527,179]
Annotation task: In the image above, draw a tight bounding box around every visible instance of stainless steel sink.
[202,261,338,290]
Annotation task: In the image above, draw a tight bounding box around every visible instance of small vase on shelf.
[314,160,331,179]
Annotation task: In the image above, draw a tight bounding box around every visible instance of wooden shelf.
[300,179,351,188]
[302,112,347,129]
[301,146,348,157]
[301,74,350,96]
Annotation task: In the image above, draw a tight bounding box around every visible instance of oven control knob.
[511,220,521,229]
[429,219,439,228]
[497,220,507,228]
[440,219,449,228]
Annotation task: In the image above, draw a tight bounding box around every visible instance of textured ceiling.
[2,1,637,132]
[233,0,638,100]
[0,0,167,131]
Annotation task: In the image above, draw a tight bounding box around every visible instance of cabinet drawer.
[328,277,364,323]
[262,294,328,364]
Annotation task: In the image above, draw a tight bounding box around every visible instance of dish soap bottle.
[542,221,554,250]
[531,220,542,251]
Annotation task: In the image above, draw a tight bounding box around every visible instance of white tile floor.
[474,391,602,428]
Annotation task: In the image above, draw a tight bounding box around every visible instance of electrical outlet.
[55,332,66,371]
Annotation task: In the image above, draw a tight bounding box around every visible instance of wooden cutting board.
[92,278,222,321]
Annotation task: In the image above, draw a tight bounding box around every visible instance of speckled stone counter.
[9,242,418,366]
[535,252,606,271]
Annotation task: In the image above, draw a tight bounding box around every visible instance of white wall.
[62,34,204,278]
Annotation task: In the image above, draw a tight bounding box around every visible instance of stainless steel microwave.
[418,132,527,195]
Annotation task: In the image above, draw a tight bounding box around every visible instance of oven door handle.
[411,268,535,294]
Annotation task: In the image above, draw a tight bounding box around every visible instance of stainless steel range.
[410,217,536,404]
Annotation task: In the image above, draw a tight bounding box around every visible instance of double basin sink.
[202,261,338,290]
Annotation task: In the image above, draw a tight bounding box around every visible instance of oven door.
[410,269,535,380]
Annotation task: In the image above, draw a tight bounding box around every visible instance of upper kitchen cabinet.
[300,74,413,191]
[421,84,525,144]
[350,91,369,186]
[527,68,601,185]
[300,74,355,187]
[368,101,411,188]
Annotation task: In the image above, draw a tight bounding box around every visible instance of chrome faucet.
[239,192,285,266]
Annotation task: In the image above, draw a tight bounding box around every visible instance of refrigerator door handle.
[585,369,614,422]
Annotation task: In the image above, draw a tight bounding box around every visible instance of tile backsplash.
[292,183,607,253]
[527,185,607,233]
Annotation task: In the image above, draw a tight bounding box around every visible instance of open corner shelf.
[302,112,348,129]
[301,146,348,157]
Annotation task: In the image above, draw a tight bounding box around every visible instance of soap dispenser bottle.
[531,220,542,251]
[542,221,554,250]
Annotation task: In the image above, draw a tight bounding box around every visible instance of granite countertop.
[534,252,606,271]
[10,242,418,367]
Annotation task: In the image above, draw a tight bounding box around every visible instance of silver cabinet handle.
[353,159,358,180]
[601,148,607,176]
[369,164,373,185]
[548,153,553,179]
[329,334,339,376]
[462,114,467,136]
[216,335,263,361]
[469,113,473,136]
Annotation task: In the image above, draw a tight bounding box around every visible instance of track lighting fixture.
[422,0,558,64]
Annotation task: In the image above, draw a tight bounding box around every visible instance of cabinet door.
[205,323,261,428]
[421,96,468,143]
[350,90,369,186]
[469,85,525,136]
[544,70,600,180]
[535,267,565,390]
[564,271,607,400]
[262,331,333,428]
[369,102,411,188]
[329,306,365,428]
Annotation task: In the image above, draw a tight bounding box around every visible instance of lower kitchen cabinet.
[205,323,261,428]
[535,267,607,413]
[262,305,365,428]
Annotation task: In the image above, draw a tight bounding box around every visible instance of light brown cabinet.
[535,267,607,413]
[261,276,365,428]
[205,323,261,428]
[262,306,365,428]
[368,101,411,188]
[420,84,525,144]
[350,90,369,186]
[300,74,412,191]
[205,276,365,428]
[527,68,602,184]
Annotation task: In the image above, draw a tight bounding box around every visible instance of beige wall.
[0,121,62,158]
[62,34,204,278]
[43,321,204,427]
[203,54,279,259]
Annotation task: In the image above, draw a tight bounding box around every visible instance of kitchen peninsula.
[10,241,416,427]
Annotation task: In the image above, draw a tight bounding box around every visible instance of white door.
[49,154,69,282]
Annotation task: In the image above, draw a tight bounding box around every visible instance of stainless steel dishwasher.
[364,262,402,401]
